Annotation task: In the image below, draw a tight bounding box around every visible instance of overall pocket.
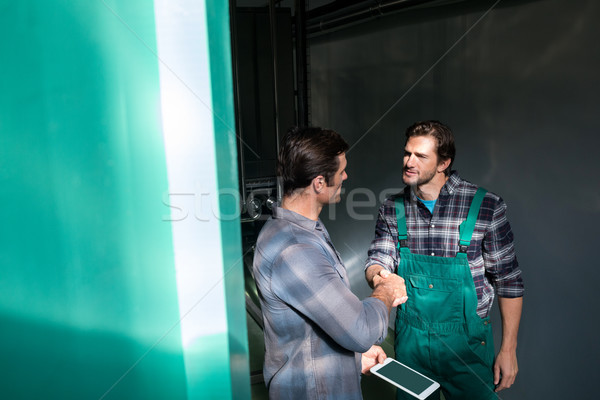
[462,319,495,368]
[405,274,462,323]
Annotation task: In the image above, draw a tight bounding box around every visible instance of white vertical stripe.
[154,0,227,347]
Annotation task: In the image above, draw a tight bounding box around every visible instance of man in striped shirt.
[365,121,524,400]
[254,127,407,399]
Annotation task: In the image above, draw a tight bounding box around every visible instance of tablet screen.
[376,361,435,395]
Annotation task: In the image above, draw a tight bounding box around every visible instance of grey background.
[309,0,600,399]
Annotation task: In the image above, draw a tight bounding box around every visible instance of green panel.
[184,333,232,398]
[207,0,251,398]
[0,1,186,399]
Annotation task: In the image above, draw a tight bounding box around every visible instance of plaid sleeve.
[482,198,524,297]
[365,200,398,273]
[272,243,389,352]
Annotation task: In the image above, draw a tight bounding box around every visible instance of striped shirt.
[254,206,390,399]
[365,172,524,318]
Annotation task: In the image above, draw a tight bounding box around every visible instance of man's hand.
[366,264,384,288]
[361,345,387,375]
[493,349,518,392]
[371,269,385,287]
[371,268,408,310]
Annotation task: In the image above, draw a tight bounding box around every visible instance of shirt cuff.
[364,258,394,272]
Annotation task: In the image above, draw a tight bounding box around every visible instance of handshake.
[371,268,408,310]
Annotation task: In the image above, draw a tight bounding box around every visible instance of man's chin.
[328,193,342,204]
[402,175,416,186]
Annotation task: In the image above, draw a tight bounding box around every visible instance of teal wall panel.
[0,1,187,398]
[206,0,252,398]
[153,0,250,398]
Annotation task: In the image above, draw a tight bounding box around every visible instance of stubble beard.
[403,166,437,187]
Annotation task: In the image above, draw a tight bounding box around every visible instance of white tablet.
[370,358,440,400]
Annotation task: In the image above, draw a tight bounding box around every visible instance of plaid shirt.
[254,206,389,400]
[365,172,524,318]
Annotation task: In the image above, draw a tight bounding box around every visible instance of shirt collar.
[441,170,461,196]
[272,205,320,231]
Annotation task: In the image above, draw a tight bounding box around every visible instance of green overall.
[394,188,497,400]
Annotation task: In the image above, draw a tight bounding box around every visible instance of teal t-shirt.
[417,196,437,214]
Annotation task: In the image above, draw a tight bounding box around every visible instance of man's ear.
[438,158,451,174]
[312,175,325,193]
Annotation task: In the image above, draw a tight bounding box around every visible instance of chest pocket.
[406,274,461,323]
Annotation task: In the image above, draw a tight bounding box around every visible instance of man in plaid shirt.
[365,121,524,400]
[254,127,407,399]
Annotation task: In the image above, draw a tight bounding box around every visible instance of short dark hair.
[405,120,455,176]
[278,127,349,196]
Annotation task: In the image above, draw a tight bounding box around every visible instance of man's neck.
[413,174,449,201]
[281,191,322,221]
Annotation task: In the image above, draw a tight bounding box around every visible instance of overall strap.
[458,187,487,252]
[395,197,409,250]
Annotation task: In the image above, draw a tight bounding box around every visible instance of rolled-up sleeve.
[365,202,397,273]
[483,199,524,298]
[272,243,389,353]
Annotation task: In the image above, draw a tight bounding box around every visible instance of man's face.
[320,153,348,204]
[402,135,442,187]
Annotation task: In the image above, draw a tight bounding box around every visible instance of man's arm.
[494,296,523,392]
[481,196,524,391]
[272,244,404,353]
[365,201,400,287]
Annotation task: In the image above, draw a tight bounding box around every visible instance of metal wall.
[309,0,600,398]
[233,8,296,181]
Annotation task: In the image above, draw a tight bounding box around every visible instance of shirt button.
[430,252,435,256]
[481,341,486,346]
[431,224,435,228]
[484,321,489,325]
[428,284,433,289]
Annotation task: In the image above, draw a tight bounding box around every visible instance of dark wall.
[234,8,296,180]
[310,0,600,398]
